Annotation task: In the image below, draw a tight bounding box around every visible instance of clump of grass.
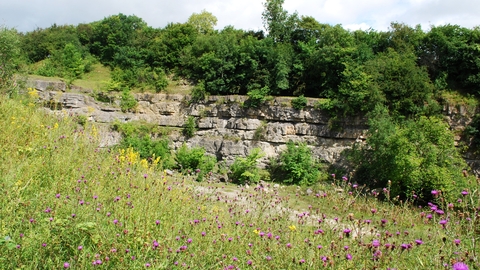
[0,95,479,269]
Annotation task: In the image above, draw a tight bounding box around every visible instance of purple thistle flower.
[299,259,305,264]
[372,239,380,248]
[415,239,423,245]
[286,243,292,248]
[346,254,352,260]
[452,262,469,270]
[461,190,468,196]
[145,263,151,267]
[63,262,70,268]
[56,193,61,198]
[78,246,83,250]
[454,239,461,246]
[431,190,439,196]
[247,260,252,265]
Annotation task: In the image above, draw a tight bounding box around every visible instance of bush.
[229,148,264,185]
[119,135,175,169]
[271,141,320,186]
[291,95,307,110]
[183,116,197,138]
[190,81,208,103]
[352,106,471,202]
[175,143,216,181]
[120,88,137,112]
[244,86,270,108]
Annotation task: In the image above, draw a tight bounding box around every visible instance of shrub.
[175,143,216,181]
[190,81,208,103]
[271,141,320,186]
[119,135,175,169]
[291,95,307,110]
[244,86,270,108]
[120,88,137,112]
[352,105,471,202]
[35,58,58,77]
[229,148,264,185]
[183,116,197,138]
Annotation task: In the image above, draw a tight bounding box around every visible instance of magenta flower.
[286,243,292,248]
[415,239,423,245]
[78,246,83,250]
[454,239,461,246]
[461,190,468,196]
[372,239,380,248]
[346,254,352,260]
[431,190,439,196]
[452,262,469,270]
[145,263,151,267]
[63,262,70,268]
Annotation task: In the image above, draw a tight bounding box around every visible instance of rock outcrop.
[28,79,479,174]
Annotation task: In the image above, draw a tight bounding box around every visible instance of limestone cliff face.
[29,79,479,174]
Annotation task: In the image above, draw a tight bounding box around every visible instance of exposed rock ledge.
[28,79,479,174]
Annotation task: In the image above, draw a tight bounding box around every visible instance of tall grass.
[0,95,478,269]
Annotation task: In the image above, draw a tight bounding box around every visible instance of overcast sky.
[1,0,479,33]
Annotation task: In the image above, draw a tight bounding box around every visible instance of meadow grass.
[0,95,479,269]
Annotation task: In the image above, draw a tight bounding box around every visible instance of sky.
[1,0,479,33]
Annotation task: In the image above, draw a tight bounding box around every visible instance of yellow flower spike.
[54,123,59,129]
[288,225,297,232]
[253,229,260,235]
[140,159,149,169]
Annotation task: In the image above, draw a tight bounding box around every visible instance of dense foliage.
[271,141,322,186]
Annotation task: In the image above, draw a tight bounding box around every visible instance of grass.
[27,63,193,95]
[0,93,479,269]
[74,64,111,91]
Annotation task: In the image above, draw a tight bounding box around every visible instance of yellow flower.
[253,229,260,235]
[288,225,297,232]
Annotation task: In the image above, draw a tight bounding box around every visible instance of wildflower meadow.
[0,95,479,269]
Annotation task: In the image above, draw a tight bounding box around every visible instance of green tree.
[0,26,21,94]
[153,23,197,70]
[364,48,439,118]
[61,43,84,81]
[187,10,218,35]
[262,0,298,42]
[90,14,148,67]
[353,106,469,202]
[419,25,480,94]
